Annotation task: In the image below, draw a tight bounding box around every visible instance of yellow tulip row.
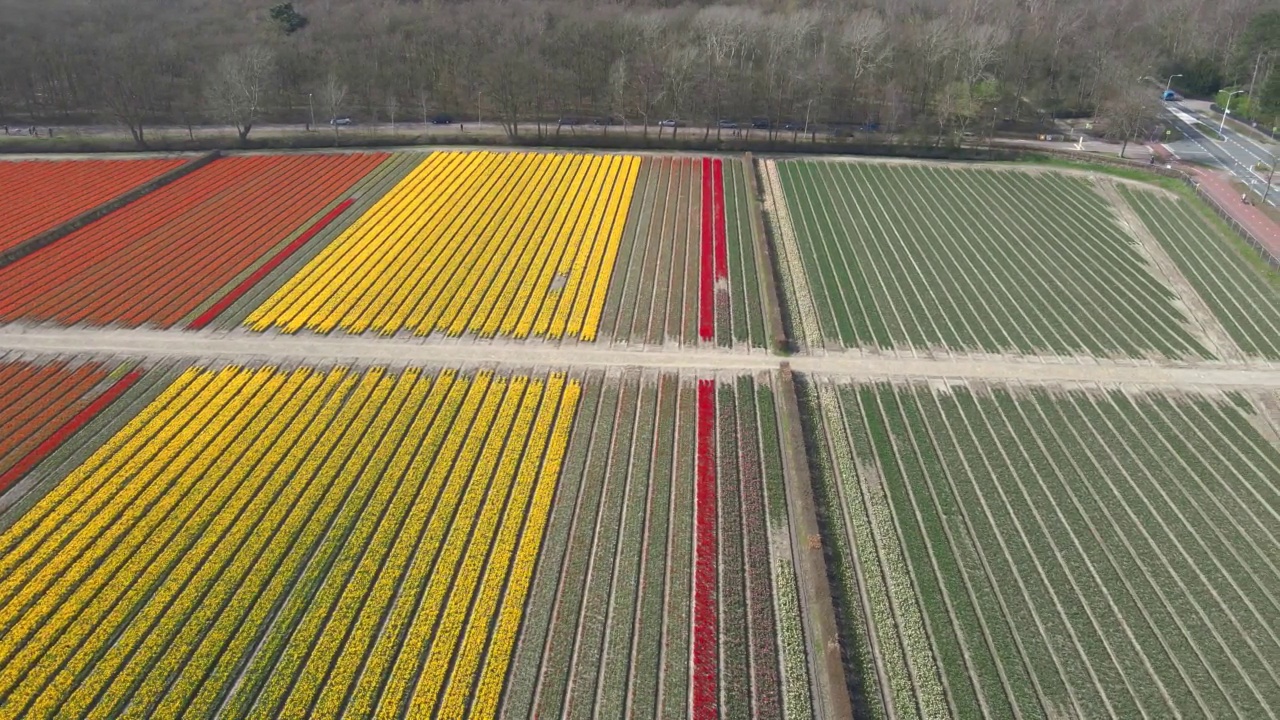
[245,150,639,341]
[63,368,318,719]
[339,373,479,719]
[408,374,548,715]
[425,157,553,336]
[0,364,583,719]
[448,376,581,719]
[304,369,459,718]
[225,367,400,718]
[374,373,521,718]
[365,155,520,335]
[131,368,353,719]
[247,368,422,718]
[544,156,641,341]
[0,366,261,715]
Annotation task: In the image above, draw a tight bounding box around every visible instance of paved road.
[1161,99,1278,207]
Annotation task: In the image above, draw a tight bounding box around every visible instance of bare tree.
[321,72,348,143]
[206,46,274,142]
[1099,80,1162,157]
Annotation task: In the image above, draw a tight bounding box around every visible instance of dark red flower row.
[692,378,719,718]
[698,158,730,342]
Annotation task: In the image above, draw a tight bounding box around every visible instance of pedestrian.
[46,127,52,138]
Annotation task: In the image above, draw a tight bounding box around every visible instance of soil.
[1095,178,1245,362]
[1,326,1276,390]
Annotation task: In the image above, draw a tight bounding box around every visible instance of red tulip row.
[188,198,356,330]
[698,158,731,342]
[0,154,386,328]
[692,377,719,718]
[0,158,184,254]
[0,363,139,493]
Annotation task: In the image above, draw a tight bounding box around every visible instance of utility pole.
[308,93,315,131]
[1220,90,1245,135]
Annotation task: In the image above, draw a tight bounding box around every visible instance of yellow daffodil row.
[245,150,640,342]
[0,364,579,719]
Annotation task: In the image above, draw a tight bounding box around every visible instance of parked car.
[751,117,770,129]
[592,116,619,126]
[430,114,453,124]
[782,121,802,131]
[717,119,738,129]
[658,119,681,127]
[329,117,353,126]
[558,116,581,126]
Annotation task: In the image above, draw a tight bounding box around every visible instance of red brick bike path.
[1150,143,1280,263]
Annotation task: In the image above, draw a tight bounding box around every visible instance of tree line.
[0,0,1275,145]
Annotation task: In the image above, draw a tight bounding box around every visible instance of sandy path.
[1,326,1277,389]
[1095,178,1244,361]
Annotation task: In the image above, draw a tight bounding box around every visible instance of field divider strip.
[188,198,357,330]
[776,365,853,720]
[0,151,221,269]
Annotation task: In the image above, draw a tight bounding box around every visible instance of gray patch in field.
[550,273,569,292]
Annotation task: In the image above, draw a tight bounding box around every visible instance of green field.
[800,377,1280,720]
[1119,185,1280,359]
[765,160,1211,359]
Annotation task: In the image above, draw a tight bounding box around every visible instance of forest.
[0,0,1276,144]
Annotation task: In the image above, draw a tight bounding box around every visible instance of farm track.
[1,326,1277,388]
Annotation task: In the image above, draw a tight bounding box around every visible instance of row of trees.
[0,0,1273,145]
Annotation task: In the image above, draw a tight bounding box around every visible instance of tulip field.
[2,148,1279,720]
[1119,185,1280,359]
[502,370,812,720]
[0,363,818,720]
[0,157,184,253]
[0,153,390,327]
[0,359,141,497]
[801,377,1280,720]
[0,364,586,719]
[596,156,769,349]
[763,159,1217,358]
[246,151,641,341]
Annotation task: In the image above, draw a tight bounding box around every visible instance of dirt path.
[1096,178,1245,361]
[2,326,1277,389]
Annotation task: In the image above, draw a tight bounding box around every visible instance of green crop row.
[771,160,1212,358]
[811,377,1280,719]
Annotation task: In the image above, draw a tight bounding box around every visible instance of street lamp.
[1219,90,1245,134]
[1165,74,1183,93]
[1263,151,1277,205]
